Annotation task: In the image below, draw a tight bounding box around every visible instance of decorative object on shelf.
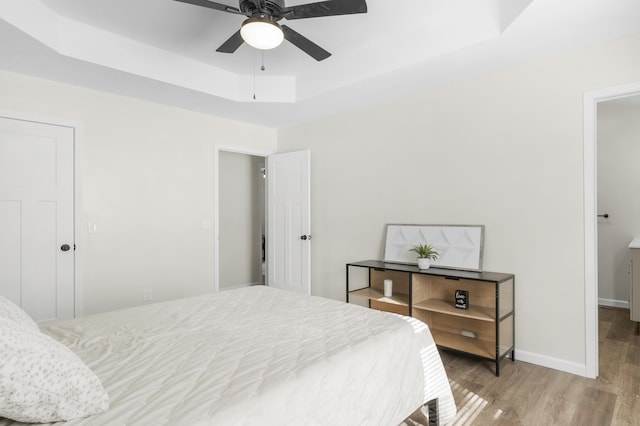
[409,244,439,270]
[455,289,469,310]
[384,224,485,271]
[384,279,393,297]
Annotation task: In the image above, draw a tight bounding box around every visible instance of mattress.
[2,286,456,425]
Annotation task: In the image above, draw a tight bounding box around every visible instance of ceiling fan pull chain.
[253,50,266,100]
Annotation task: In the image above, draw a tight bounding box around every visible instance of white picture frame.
[384,224,485,271]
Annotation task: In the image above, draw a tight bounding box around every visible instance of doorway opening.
[214,146,271,292]
[596,95,640,310]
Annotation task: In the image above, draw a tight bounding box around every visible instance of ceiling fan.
[174,0,368,61]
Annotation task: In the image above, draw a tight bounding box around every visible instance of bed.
[0,286,456,425]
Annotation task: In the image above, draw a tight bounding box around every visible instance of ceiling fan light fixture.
[240,17,284,50]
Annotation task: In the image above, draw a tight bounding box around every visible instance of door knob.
[60,244,71,252]
[300,235,311,240]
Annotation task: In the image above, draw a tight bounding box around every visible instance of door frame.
[0,111,84,318]
[213,145,274,292]
[583,80,640,378]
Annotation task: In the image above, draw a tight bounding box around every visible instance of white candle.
[384,279,393,297]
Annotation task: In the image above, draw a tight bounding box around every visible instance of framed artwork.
[384,224,485,271]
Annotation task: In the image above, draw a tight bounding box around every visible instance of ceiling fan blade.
[281,25,330,61]
[283,0,367,20]
[216,30,244,53]
[174,0,247,16]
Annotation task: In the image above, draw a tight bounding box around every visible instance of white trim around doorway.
[583,80,640,379]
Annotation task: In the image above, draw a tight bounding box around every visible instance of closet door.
[0,117,75,321]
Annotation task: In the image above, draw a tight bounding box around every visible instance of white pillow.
[0,294,39,332]
[0,317,109,423]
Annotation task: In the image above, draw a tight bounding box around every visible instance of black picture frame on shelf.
[455,289,469,309]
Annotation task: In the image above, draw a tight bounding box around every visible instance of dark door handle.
[60,244,71,252]
[300,235,311,240]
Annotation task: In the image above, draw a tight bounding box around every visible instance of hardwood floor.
[404,307,640,425]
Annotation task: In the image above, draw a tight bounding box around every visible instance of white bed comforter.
[4,286,455,425]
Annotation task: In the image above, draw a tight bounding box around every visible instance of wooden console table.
[346,260,515,376]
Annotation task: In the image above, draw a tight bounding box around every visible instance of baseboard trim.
[515,349,590,378]
[598,298,629,309]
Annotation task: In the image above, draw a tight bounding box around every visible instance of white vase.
[383,279,393,297]
[417,258,431,269]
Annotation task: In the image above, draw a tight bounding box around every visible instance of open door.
[267,150,310,295]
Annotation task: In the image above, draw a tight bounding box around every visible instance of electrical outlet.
[143,288,152,302]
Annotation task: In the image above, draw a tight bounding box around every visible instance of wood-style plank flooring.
[404,307,640,425]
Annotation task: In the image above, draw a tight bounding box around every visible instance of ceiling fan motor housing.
[240,0,285,18]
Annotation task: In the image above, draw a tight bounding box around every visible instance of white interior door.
[0,117,75,322]
[267,150,310,295]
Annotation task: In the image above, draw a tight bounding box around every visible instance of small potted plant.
[409,244,439,269]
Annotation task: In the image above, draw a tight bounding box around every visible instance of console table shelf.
[348,287,410,307]
[430,329,496,359]
[413,299,494,322]
[346,260,515,376]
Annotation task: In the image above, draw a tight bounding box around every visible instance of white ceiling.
[1,0,639,128]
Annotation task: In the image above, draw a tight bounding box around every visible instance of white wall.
[4,31,640,375]
[219,151,264,288]
[0,69,276,315]
[597,102,640,306]
[277,34,640,374]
